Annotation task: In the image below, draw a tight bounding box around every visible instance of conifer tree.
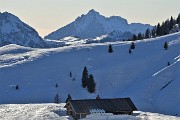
[82,66,89,88]
[161,22,166,35]
[170,16,174,30]
[145,29,150,38]
[15,85,19,90]
[54,93,60,103]
[177,13,180,28]
[66,94,72,103]
[156,23,161,36]
[130,42,135,49]
[132,34,137,41]
[87,74,96,93]
[96,95,100,100]
[108,44,113,53]
[137,33,142,40]
[164,41,168,50]
[55,83,58,88]
[129,48,132,54]
[70,71,72,77]
[151,27,156,37]
[164,20,170,35]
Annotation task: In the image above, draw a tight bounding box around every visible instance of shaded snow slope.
[0,104,179,120]
[0,12,48,48]
[0,32,180,116]
[45,9,152,40]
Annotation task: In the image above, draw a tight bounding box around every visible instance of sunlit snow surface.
[0,32,180,116]
[0,103,179,120]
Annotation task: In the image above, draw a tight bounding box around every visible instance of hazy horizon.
[0,0,180,37]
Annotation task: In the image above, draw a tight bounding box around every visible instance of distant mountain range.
[0,10,152,48]
[0,12,48,48]
[45,9,152,40]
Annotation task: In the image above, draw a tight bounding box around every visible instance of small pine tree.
[151,27,156,37]
[55,83,58,88]
[132,34,137,41]
[170,16,174,30]
[54,93,60,103]
[70,71,72,77]
[177,13,180,28]
[156,23,161,36]
[145,29,150,38]
[130,42,135,49]
[82,66,89,88]
[164,41,168,50]
[66,94,72,103]
[137,33,142,40]
[129,48,132,54]
[15,85,19,90]
[108,44,113,53]
[96,95,100,100]
[87,74,96,93]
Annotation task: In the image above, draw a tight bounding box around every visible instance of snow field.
[0,32,180,116]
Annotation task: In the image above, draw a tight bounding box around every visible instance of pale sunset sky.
[0,0,180,37]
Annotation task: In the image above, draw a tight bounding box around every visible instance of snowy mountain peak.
[0,12,48,48]
[76,9,103,22]
[0,12,33,33]
[45,10,152,40]
[87,9,100,15]
[1,11,12,18]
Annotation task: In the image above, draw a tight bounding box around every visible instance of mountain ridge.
[44,9,152,40]
[0,12,48,48]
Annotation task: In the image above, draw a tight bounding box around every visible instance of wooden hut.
[65,97,137,120]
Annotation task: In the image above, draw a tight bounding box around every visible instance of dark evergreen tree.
[137,33,142,40]
[177,13,180,28]
[15,85,19,90]
[129,48,132,54]
[132,34,137,41]
[176,13,180,27]
[164,41,168,50]
[145,28,150,38]
[70,71,72,77]
[54,93,60,103]
[82,66,89,88]
[66,94,72,103]
[96,95,100,100]
[156,23,161,36]
[170,16,174,30]
[151,27,156,37]
[55,83,58,88]
[167,62,170,66]
[164,20,170,35]
[108,44,113,53]
[160,22,166,35]
[87,74,96,93]
[130,42,135,49]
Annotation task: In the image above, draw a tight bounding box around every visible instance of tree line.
[131,13,180,41]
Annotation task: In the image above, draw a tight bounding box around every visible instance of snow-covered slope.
[0,32,180,116]
[0,103,179,120]
[44,9,152,40]
[86,30,133,44]
[0,12,48,48]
